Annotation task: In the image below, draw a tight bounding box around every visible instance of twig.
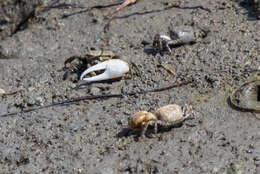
[0,80,192,117]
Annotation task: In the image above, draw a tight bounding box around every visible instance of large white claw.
[80,59,129,82]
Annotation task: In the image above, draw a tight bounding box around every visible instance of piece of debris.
[230,80,260,112]
[109,0,137,16]
[0,88,5,95]
[80,59,129,82]
[128,104,195,137]
[153,26,209,53]
[160,64,176,76]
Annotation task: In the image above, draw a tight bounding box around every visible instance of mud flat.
[0,0,259,173]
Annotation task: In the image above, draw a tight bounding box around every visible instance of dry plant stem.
[110,0,137,16]
[117,0,137,11]
[141,116,193,137]
[0,80,192,117]
[160,64,176,76]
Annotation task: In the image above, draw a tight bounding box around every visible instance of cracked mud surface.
[0,0,259,173]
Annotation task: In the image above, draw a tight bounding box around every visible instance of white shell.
[155,104,183,122]
[80,59,129,82]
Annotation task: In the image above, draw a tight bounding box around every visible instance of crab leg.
[80,59,129,82]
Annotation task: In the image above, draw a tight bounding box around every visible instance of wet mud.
[0,0,259,173]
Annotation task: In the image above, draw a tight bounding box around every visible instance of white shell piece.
[80,59,129,82]
[175,29,195,44]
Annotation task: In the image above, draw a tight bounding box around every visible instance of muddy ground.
[0,0,260,173]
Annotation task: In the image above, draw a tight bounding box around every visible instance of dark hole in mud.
[257,85,260,102]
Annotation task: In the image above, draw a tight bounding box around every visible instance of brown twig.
[0,80,192,117]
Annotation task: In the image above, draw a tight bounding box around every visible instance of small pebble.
[90,87,101,95]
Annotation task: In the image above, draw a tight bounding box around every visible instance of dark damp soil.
[0,0,259,173]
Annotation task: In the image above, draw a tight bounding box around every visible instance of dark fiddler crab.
[153,27,209,54]
[64,47,129,82]
[128,104,195,137]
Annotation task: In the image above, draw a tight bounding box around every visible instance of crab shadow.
[116,122,186,139]
[143,43,195,56]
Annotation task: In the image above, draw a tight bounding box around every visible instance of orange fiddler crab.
[128,104,196,137]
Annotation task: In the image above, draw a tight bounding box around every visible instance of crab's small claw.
[80,59,129,82]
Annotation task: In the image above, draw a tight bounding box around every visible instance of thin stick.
[0,80,192,117]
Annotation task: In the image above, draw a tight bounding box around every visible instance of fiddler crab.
[128,104,196,137]
[153,27,209,54]
[64,47,129,82]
